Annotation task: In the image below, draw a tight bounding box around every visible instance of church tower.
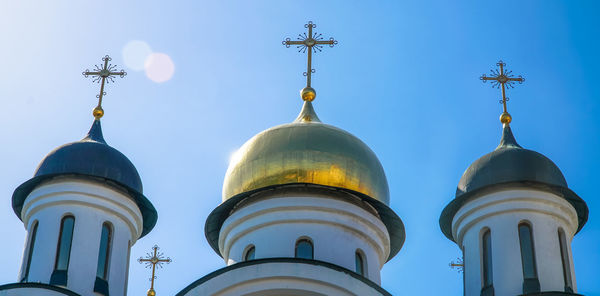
[177,22,404,296]
[10,56,157,296]
[440,61,588,296]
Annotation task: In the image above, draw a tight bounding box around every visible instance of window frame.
[96,222,113,280]
[518,222,540,293]
[243,245,256,261]
[21,220,39,282]
[54,215,75,271]
[50,215,75,286]
[355,249,366,277]
[481,228,494,295]
[294,238,314,260]
[558,228,573,292]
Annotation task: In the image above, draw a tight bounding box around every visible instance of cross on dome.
[480,60,525,124]
[82,55,127,119]
[283,21,337,102]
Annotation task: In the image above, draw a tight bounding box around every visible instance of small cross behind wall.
[138,245,171,296]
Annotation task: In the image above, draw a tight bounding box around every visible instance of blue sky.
[0,1,599,295]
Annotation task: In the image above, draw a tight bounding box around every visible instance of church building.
[0,22,588,296]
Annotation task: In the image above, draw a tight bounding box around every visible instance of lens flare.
[144,53,175,83]
[122,40,152,71]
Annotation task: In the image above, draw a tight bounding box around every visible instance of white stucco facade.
[452,188,579,296]
[177,260,390,296]
[16,177,143,296]
[218,194,391,284]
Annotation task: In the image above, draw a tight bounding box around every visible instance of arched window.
[558,228,573,292]
[21,221,39,282]
[355,251,365,276]
[295,238,313,259]
[481,229,493,295]
[519,223,540,293]
[96,223,112,280]
[51,215,75,285]
[244,245,255,261]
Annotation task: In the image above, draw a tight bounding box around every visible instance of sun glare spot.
[228,149,243,166]
[145,53,175,83]
[122,40,152,71]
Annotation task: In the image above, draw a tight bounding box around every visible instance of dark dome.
[12,120,157,237]
[33,120,143,192]
[440,125,588,241]
[456,126,567,196]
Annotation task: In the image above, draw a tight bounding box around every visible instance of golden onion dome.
[222,100,390,205]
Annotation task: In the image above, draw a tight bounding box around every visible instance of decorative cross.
[449,257,464,273]
[82,55,126,119]
[138,245,171,296]
[480,60,524,124]
[283,21,337,101]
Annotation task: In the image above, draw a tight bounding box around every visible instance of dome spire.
[496,123,522,149]
[83,55,127,119]
[282,21,338,103]
[83,118,107,144]
[480,60,525,125]
[294,100,321,123]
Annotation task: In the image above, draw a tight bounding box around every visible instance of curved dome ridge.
[33,119,143,192]
[440,124,588,242]
[222,102,390,205]
[456,124,567,197]
[12,119,158,237]
[81,118,107,143]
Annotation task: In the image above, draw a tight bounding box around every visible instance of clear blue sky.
[0,1,598,295]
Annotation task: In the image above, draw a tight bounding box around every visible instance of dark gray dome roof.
[456,125,567,195]
[34,119,143,191]
[12,120,157,237]
[440,125,588,242]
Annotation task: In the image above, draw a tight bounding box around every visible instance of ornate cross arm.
[282,21,337,101]
[82,55,127,119]
[449,257,464,273]
[480,60,525,124]
[138,245,171,296]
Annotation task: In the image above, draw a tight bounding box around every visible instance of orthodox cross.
[138,245,171,296]
[82,55,126,119]
[480,60,524,124]
[449,257,464,273]
[283,21,337,101]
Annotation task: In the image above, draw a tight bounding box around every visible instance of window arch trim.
[558,228,573,293]
[295,237,314,260]
[355,249,366,277]
[480,228,494,296]
[96,222,113,280]
[518,221,540,294]
[50,215,75,286]
[243,245,256,261]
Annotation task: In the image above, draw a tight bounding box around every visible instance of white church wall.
[218,195,390,284]
[178,261,389,296]
[18,178,143,296]
[0,287,77,296]
[452,188,579,296]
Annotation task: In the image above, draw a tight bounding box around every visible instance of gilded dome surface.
[222,101,390,205]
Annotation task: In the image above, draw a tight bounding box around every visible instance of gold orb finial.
[301,87,316,102]
[93,106,104,119]
[500,112,512,124]
[147,289,156,296]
